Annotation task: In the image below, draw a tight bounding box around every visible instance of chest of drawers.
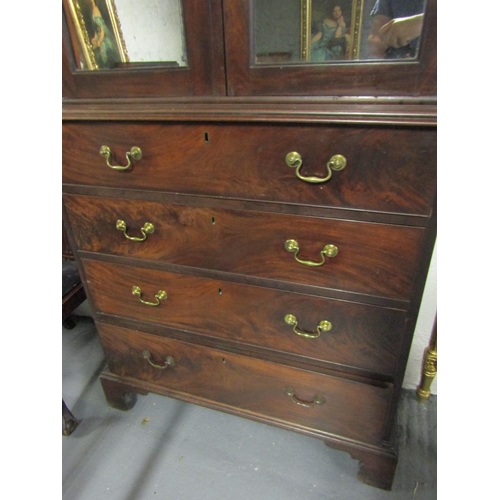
[62,0,436,490]
[62,116,436,490]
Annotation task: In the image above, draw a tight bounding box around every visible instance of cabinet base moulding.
[99,369,398,490]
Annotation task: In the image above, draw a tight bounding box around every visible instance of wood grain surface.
[62,122,436,216]
[83,259,406,376]
[64,194,425,300]
[98,322,392,444]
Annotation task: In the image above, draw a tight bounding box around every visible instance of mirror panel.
[64,0,187,70]
[253,0,427,65]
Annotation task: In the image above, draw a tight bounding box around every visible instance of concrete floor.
[62,315,437,500]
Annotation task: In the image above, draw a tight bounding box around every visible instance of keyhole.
[211,216,216,225]
[204,132,210,142]
[222,357,226,364]
[218,288,223,295]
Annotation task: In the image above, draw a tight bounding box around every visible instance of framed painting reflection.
[301,0,364,62]
[64,0,128,70]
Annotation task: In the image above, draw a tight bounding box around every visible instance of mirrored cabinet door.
[63,0,226,98]
[224,0,436,96]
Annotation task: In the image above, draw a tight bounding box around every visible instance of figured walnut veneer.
[62,0,436,490]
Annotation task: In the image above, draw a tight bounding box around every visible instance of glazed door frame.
[222,0,436,97]
[62,0,226,99]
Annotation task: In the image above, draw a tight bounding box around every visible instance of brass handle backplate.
[132,286,167,306]
[142,350,175,370]
[284,314,332,339]
[284,387,325,407]
[116,219,154,242]
[100,145,142,171]
[286,151,346,184]
[285,239,338,267]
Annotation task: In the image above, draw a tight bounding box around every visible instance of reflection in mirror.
[253,0,427,65]
[64,0,187,70]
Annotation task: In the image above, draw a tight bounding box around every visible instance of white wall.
[114,0,187,65]
[402,241,437,394]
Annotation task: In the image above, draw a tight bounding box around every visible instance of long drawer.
[62,122,436,216]
[64,194,425,301]
[98,322,392,444]
[84,259,405,376]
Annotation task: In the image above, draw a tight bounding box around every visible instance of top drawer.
[62,122,436,216]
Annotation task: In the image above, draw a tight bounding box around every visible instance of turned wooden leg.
[416,316,437,402]
[62,399,79,436]
[324,440,398,490]
[100,376,139,411]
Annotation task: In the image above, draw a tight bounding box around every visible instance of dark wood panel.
[78,251,410,309]
[98,322,392,444]
[62,122,436,216]
[62,97,437,126]
[64,194,426,300]
[83,259,405,376]
[62,221,74,260]
[62,184,430,229]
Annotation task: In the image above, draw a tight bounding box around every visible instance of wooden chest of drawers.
[62,116,436,490]
[62,1,436,491]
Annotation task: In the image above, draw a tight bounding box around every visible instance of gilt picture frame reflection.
[65,0,128,70]
[301,0,364,62]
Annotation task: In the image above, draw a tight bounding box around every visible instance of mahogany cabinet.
[62,0,436,490]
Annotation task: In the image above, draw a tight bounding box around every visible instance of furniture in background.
[62,257,86,330]
[62,0,436,489]
[416,316,437,402]
[62,224,86,435]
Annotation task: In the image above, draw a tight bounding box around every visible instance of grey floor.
[62,315,437,500]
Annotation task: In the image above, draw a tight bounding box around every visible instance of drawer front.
[63,122,436,216]
[64,195,425,300]
[98,322,392,444]
[84,259,405,376]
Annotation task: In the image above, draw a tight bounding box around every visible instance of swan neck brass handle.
[100,145,142,171]
[284,314,332,339]
[132,286,167,306]
[284,387,325,407]
[285,239,338,267]
[142,351,175,370]
[116,219,154,242]
[286,151,346,184]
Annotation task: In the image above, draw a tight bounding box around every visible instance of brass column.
[416,316,437,401]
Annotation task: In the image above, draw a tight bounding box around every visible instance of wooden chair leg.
[416,316,437,402]
[62,399,79,436]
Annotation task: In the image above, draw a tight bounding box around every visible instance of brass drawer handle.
[284,387,325,407]
[142,350,175,370]
[285,151,346,184]
[285,239,338,267]
[116,219,154,242]
[132,286,167,306]
[284,314,332,339]
[100,145,142,171]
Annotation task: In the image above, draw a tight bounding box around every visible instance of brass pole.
[416,316,437,401]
